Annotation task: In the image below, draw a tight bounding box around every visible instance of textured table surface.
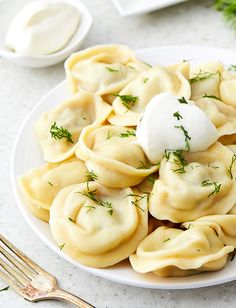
[1,0,236,307]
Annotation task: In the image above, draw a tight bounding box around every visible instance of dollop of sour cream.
[136,92,218,164]
[5,1,80,56]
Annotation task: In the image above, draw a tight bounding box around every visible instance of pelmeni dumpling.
[183,215,236,248]
[129,225,233,277]
[220,79,236,108]
[190,61,223,100]
[65,44,148,99]
[149,142,236,223]
[19,157,88,221]
[50,182,148,267]
[35,91,112,163]
[108,63,191,126]
[76,124,158,188]
[194,97,236,137]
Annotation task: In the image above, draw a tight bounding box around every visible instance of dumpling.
[190,61,223,100]
[49,182,148,267]
[129,225,233,277]
[220,79,236,108]
[65,44,148,100]
[149,142,236,223]
[183,215,236,248]
[19,157,88,222]
[35,91,112,162]
[194,97,236,137]
[75,124,158,188]
[108,63,191,126]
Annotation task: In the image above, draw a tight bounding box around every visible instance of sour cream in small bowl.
[0,0,93,68]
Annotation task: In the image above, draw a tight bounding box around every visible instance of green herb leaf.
[203,93,221,100]
[164,150,188,174]
[178,97,188,104]
[143,77,149,83]
[173,111,183,121]
[147,175,155,185]
[125,192,150,212]
[190,70,219,84]
[163,238,170,243]
[50,122,74,143]
[174,125,191,151]
[137,161,149,169]
[201,180,222,197]
[48,181,53,186]
[228,154,236,179]
[86,170,98,182]
[120,130,136,138]
[68,217,75,223]
[0,286,9,292]
[106,130,116,140]
[59,243,65,250]
[114,94,139,109]
[142,61,152,68]
[84,205,96,213]
[228,64,236,71]
[214,0,236,30]
[106,66,120,72]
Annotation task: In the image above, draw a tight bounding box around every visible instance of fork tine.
[0,234,47,275]
[0,258,29,286]
[0,268,23,289]
[0,245,35,279]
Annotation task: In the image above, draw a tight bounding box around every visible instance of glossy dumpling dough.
[75,124,158,188]
[49,182,148,267]
[65,44,148,98]
[149,142,236,223]
[183,215,236,248]
[190,61,223,100]
[19,157,88,222]
[194,96,236,137]
[220,68,236,107]
[108,62,191,126]
[129,225,233,277]
[35,91,112,163]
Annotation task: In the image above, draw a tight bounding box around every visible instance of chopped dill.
[174,125,191,151]
[106,130,116,140]
[84,205,96,213]
[164,150,188,174]
[68,217,75,223]
[228,64,236,71]
[125,192,150,212]
[190,70,219,84]
[50,122,74,144]
[120,130,136,138]
[147,175,155,185]
[228,154,236,179]
[163,238,170,243]
[114,94,139,109]
[142,61,152,68]
[201,180,222,197]
[143,77,149,83]
[0,286,9,292]
[59,243,65,250]
[203,93,221,100]
[86,170,98,182]
[106,67,120,72]
[48,181,53,186]
[137,161,149,169]
[173,111,183,121]
[178,97,188,104]
[214,0,236,30]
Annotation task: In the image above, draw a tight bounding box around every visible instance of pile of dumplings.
[20,44,236,278]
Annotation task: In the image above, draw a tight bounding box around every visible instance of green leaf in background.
[214,0,236,29]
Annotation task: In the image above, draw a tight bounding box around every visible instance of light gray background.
[1,0,236,307]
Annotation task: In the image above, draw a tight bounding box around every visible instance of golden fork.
[0,234,95,307]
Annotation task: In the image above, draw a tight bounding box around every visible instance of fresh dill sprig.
[0,286,9,292]
[174,125,191,151]
[173,111,183,121]
[114,94,139,109]
[106,130,116,140]
[164,150,188,174]
[120,130,136,138]
[125,192,150,212]
[143,77,149,83]
[50,122,74,143]
[228,64,236,71]
[59,243,65,250]
[78,188,113,215]
[190,70,219,84]
[137,161,149,169]
[86,170,98,182]
[214,0,236,30]
[201,179,222,197]
[203,93,221,100]
[84,205,96,213]
[147,175,155,185]
[178,97,188,104]
[163,238,170,243]
[228,154,236,179]
[106,66,120,72]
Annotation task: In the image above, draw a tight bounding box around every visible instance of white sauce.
[5,1,80,56]
[136,92,218,164]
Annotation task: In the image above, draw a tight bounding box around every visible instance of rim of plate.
[10,45,236,289]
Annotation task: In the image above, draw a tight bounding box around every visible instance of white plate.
[112,0,188,16]
[11,45,236,289]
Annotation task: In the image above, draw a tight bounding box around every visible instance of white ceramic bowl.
[0,0,93,68]
[11,45,236,289]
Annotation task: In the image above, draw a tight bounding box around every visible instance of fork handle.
[48,288,95,308]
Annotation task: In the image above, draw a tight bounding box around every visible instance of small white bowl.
[0,0,93,68]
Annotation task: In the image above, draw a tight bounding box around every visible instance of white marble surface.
[1,0,236,307]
